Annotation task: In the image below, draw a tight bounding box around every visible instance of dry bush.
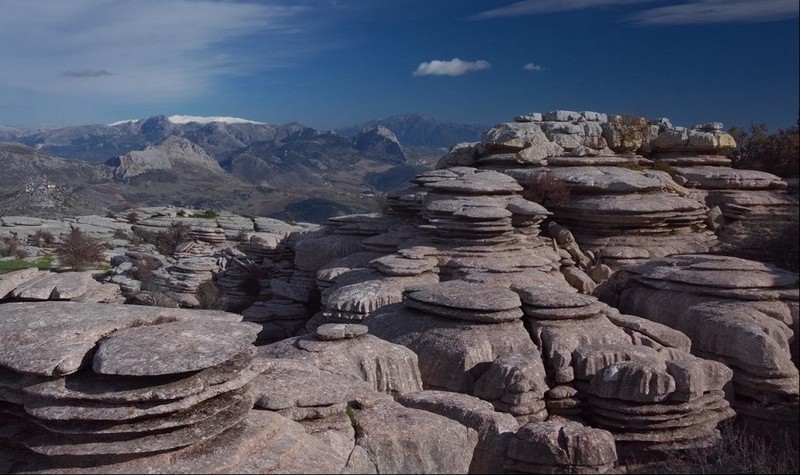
[125,211,140,224]
[152,221,191,255]
[525,173,571,208]
[196,280,227,310]
[28,230,56,247]
[641,419,799,474]
[238,260,267,296]
[729,123,799,178]
[54,227,106,271]
[132,255,162,281]
[0,234,22,258]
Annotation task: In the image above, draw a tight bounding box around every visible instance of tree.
[55,227,106,271]
[728,123,799,178]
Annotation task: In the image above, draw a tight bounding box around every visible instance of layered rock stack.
[0,302,266,472]
[575,345,734,461]
[658,159,797,260]
[595,254,799,436]
[434,111,761,270]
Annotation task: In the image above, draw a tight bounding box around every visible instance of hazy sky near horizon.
[0,0,797,131]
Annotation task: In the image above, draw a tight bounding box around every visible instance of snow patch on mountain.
[107,119,138,126]
[167,115,264,125]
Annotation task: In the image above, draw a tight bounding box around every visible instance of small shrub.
[28,230,56,247]
[0,234,23,258]
[525,173,571,208]
[191,209,219,219]
[55,227,106,271]
[132,255,161,281]
[125,211,140,224]
[729,123,799,178]
[153,221,191,255]
[196,280,227,310]
[176,210,188,217]
[105,211,117,219]
[238,260,267,296]
[645,419,799,474]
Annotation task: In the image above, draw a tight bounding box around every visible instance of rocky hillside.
[105,136,228,181]
[337,113,488,148]
[0,142,110,188]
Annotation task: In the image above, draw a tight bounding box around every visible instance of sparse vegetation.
[729,123,799,178]
[524,173,571,208]
[28,230,56,247]
[54,227,106,271]
[723,220,800,272]
[345,404,357,429]
[636,419,799,474]
[191,209,219,219]
[196,279,227,310]
[0,254,53,274]
[151,221,192,255]
[238,260,267,296]
[132,255,162,281]
[125,211,140,224]
[0,234,29,259]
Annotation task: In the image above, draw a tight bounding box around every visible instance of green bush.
[54,228,106,271]
[728,123,799,178]
[190,209,219,219]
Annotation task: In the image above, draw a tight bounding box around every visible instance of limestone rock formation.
[595,254,799,437]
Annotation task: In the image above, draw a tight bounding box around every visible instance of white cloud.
[472,0,659,20]
[472,0,798,24]
[0,0,308,102]
[627,0,798,25]
[523,63,544,72]
[413,58,491,77]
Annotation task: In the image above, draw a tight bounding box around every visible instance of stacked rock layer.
[0,302,265,472]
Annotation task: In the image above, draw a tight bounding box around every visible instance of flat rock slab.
[0,268,46,300]
[628,254,798,289]
[93,320,259,376]
[513,285,595,308]
[11,271,102,301]
[23,348,254,403]
[0,302,244,377]
[425,170,523,195]
[404,281,521,312]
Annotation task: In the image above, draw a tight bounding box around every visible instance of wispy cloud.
[472,0,659,20]
[472,0,798,24]
[523,63,544,72]
[0,0,309,102]
[413,58,491,77]
[64,69,113,78]
[628,0,798,25]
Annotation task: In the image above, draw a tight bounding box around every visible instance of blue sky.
[0,0,797,131]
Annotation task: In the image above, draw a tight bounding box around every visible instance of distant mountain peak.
[167,115,265,125]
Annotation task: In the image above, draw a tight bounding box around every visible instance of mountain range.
[0,113,487,221]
